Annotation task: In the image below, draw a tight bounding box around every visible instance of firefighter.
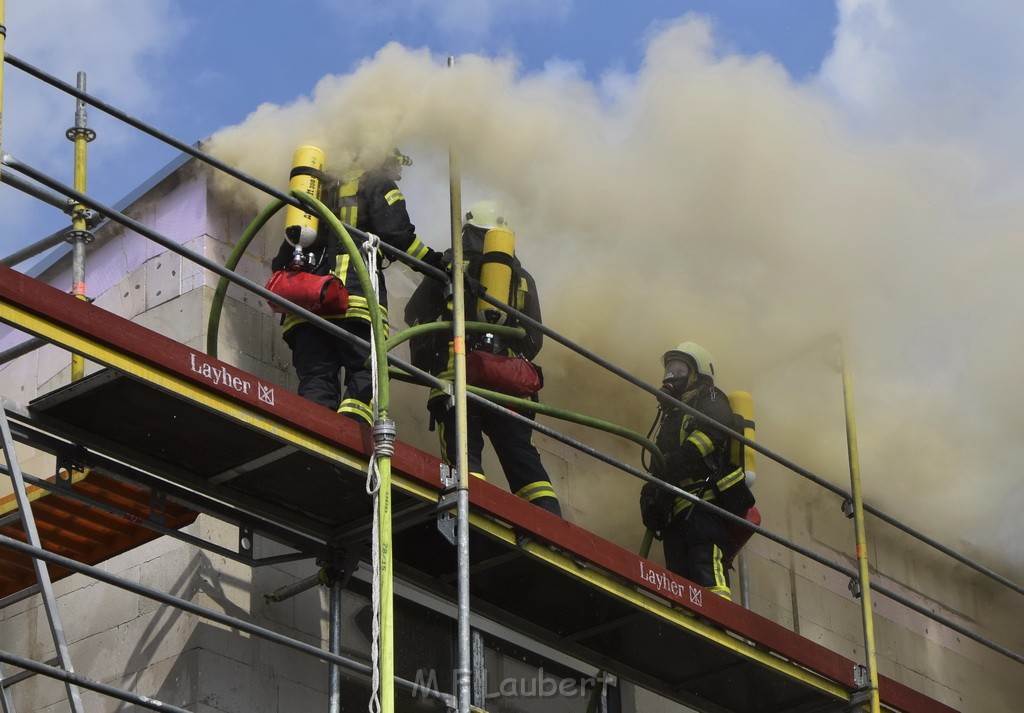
[404,200,562,520]
[641,342,754,599]
[272,148,445,424]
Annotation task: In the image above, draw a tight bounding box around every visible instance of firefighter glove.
[422,248,446,272]
[654,450,683,480]
[639,481,673,533]
[444,263,486,298]
[464,274,486,298]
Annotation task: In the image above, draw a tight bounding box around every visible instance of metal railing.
[1,45,1022,713]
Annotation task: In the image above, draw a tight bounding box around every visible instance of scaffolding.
[0,31,1022,713]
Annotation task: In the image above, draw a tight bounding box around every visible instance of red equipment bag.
[466,349,543,397]
[723,505,760,570]
[264,270,349,315]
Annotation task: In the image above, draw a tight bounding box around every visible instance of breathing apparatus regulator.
[283,145,327,271]
[393,147,413,167]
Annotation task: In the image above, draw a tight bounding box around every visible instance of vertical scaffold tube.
[840,337,880,713]
[447,54,472,713]
[0,409,85,711]
[67,71,95,381]
[0,0,6,184]
[329,574,343,713]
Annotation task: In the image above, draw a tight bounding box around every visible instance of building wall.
[1,161,1022,711]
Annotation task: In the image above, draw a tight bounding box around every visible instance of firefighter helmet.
[662,342,715,379]
[465,200,513,231]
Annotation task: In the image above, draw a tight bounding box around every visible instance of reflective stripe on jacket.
[655,384,743,516]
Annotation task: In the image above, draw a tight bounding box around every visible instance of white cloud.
[7,0,185,107]
[814,0,1024,567]
[1,0,186,256]
[820,0,1024,193]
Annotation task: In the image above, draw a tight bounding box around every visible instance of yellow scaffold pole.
[447,54,474,713]
[838,336,881,713]
[0,0,6,181]
[66,71,96,381]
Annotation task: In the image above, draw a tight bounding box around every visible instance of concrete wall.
[0,163,329,712]
[1,160,1022,711]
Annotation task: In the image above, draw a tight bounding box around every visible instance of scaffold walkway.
[0,261,955,713]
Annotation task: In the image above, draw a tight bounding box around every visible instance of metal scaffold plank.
[0,466,199,599]
[0,266,957,713]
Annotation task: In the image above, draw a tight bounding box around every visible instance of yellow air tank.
[284,145,326,249]
[728,390,756,488]
[476,226,516,325]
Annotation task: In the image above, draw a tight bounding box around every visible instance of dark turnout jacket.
[272,170,437,334]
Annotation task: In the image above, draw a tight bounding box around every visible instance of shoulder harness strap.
[337,171,362,226]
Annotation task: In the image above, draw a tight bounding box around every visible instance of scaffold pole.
[0,408,84,711]
[839,336,881,713]
[66,71,96,382]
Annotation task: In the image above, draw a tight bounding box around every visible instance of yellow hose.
[291,191,395,712]
[210,190,396,711]
[0,1,6,182]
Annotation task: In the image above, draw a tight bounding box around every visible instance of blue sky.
[164,1,838,141]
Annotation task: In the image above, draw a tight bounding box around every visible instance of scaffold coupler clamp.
[847,576,862,599]
[63,200,96,243]
[436,462,459,546]
[853,663,869,688]
[316,559,333,587]
[54,445,89,490]
[840,498,854,519]
[318,548,360,590]
[847,664,873,708]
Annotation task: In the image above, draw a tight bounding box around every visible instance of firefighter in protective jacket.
[404,200,562,518]
[272,149,445,424]
[642,342,754,599]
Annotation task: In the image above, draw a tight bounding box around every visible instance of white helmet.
[662,342,715,379]
[465,200,513,231]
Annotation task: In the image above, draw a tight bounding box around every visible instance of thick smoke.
[207,18,1024,573]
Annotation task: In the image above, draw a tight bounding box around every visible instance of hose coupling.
[372,418,397,458]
